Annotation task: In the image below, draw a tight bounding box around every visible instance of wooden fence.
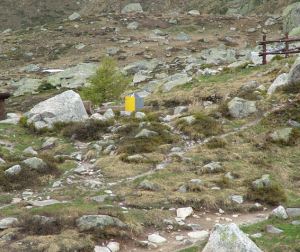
[259,33,300,65]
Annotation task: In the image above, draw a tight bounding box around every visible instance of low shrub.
[206,137,227,149]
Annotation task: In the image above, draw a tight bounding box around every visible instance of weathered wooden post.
[285,32,289,58]
[262,34,267,65]
[0,93,10,120]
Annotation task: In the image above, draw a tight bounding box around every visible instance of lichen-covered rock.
[23,157,47,171]
[76,215,126,232]
[228,97,257,118]
[26,90,88,129]
[283,3,300,32]
[202,223,263,252]
[287,56,300,88]
[268,73,288,95]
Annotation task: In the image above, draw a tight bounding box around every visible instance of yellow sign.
[125,96,135,112]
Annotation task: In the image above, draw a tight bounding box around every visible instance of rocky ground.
[0,2,300,252]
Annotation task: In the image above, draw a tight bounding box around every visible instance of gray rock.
[138,180,160,191]
[251,233,262,238]
[47,63,97,88]
[228,97,257,118]
[127,154,145,162]
[68,12,81,21]
[181,115,196,125]
[28,199,63,207]
[26,90,88,129]
[90,195,108,203]
[107,241,120,252]
[292,220,300,225]
[91,113,106,121]
[133,72,151,84]
[11,78,41,97]
[268,73,288,95]
[23,146,38,156]
[0,218,18,229]
[266,225,283,234]
[121,3,143,14]
[94,246,110,252]
[187,230,209,241]
[163,73,192,92]
[148,233,167,244]
[0,157,5,165]
[135,129,158,138]
[271,206,288,219]
[103,109,115,120]
[175,32,191,41]
[4,165,22,176]
[252,174,271,189]
[230,195,244,204]
[76,215,126,231]
[23,157,47,171]
[202,223,263,252]
[200,46,237,65]
[0,113,21,125]
[269,128,293,143]
[174,106,188,115]
[283,3,300,32]
[42,137,58,149]
[127,21,139,30]
[20,64,40,73]
[135,112,146,119]
[188,10,200,16]
[177,207,193,220]
[202,162,223,173]
[287,56,300,87]
[106,47,120,56]
[286,208,300,217]
[123,59,160,75]
[288,119,300,128]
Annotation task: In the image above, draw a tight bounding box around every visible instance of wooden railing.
[259,33,300,65]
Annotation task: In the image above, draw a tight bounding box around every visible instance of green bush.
[80,57,130,105]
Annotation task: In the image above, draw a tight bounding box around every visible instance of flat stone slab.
[28,199,65,207]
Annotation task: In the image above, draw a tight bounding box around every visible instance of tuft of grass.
[206,137,227,149]
[246,181,287,205]
[60,119,114,141]
[176,112,223,140]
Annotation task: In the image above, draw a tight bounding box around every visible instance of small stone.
[187,230,209,241]
[174,106,188,115]
[266,225,283,234]
[23,146,38,156]
[94,246,110,252]
[23,157,47,171]
[177,207,193,220]
[230,195,244,204]
[292,220,300,225]
[4,165,22,176]
[103,109,115,120]
[202,162,223,173]
[107,241,120,252]
[0,218,18,229]
[68,12,81,21]
[138,180,160,191]
[135,112,146,119]
[148,233,167,244]
[188,10,200,16]
[251,233,262,238]
[271,205,288,219]
[135,129,158,138]
[286,208,300,217]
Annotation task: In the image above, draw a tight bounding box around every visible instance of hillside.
[0,1,300,252]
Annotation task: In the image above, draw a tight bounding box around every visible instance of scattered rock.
[147,233,167,244]
[68,12,81,21]
[292,220,300,225]
[23,157,47,171]
[76,215,126,231]
[135,112,146,119]
[135,129,158,138]
[103,109,115,120]
[121,3,143,14]
[174,106,188,115]
[188,10,200,16]
[228,97,257,118]
[251,233,262,238]
[90,195,108,203]
[4,165,22,176]
[202,223,263,252]
[94,246,110,252]
[127,21,139,30]
[175,32,191,41]
[202,162,223,173]
[187,230,209,241]
[267,73,288,95]
[287,56,300,87]
[269,128,293,144]
[23,146,38,156]
[230,195,244,204]
[42,137,58,149]
[138,180,160,191]
[26,90,89,129]
[286,208,300,217]
[266,225,283,234]
[0,218,18,229]
[177,207,194,220]
[283,3,300,32]
[0,113,21,125]
[252,174,271,189]
[28,199,63,207]
[271,205,288,219]
[107,242,120,252]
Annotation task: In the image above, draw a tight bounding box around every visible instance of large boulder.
[26,90,88,129]
[283,3,300,32]
[202,223,263,252]
[121,3,143,14]
[76,215,126,232]
[287,56,300,87]
[228,97,257,118]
